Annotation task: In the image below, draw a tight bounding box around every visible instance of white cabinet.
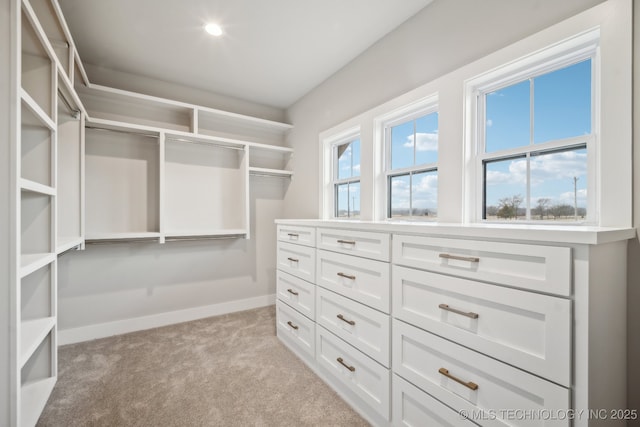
[276,219,633,427]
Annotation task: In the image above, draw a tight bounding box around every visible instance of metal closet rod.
[165,234,245,242]
[85,238,160,245]
[85,126,159,139]
[58,89,80,118]
[165,136,245,151]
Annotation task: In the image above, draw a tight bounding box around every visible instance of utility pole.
[573,176,578,220]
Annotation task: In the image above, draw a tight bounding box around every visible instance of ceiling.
[58,0,432,109]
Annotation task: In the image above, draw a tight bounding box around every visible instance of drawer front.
[277,241,315,283]
[317,228,390,261]
[393,374,477,427]
[316,287,390,367]
[316,326,390,420]
[316,249,390,313]
[276,300,315,360]
[392,235,571,296]
[393,320,570,427]
[277,225,315,247]
[276,270,315,320]
[393,266,571,386]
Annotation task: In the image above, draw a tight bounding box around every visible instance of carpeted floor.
[37,305,369,426]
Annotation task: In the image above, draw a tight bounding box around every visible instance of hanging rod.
[58,89,80,119]
[165,136,245,151]
[165,234,245,242]
[249,173,292,179]
[85,237,160,245]
[85,126,159,139]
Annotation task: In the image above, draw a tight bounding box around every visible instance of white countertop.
[275,219,636,245]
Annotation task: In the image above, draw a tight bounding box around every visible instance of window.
[333,138,360,218]
[384,105,438,219]
[467,30,599,223]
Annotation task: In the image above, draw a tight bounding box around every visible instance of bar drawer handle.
[287,288,299,296]
[438,368,478,391]
[287,321,299,330]
[337,357,356,372]
[337,239,356,245]
[439,253,480,263]
[337,272,356,280]
[439,304,479,319]
[337,314,356,326]
[287,233,299,238]
[287,257,299,263]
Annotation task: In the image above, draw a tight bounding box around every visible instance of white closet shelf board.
[248,143,293,153]
[20,317,56,368]
[21,377,56,427]
[164,131,247,150]
[56,236,83,254]
[249,167,293,178]
[58,67,87,117]
[21,88,55,130]
[84,232,161,241]
[20,253,56,278]
[20,179,55,196]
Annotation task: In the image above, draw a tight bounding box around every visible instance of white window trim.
[373,94,439,221]
[463,28,600,224]
[320,126,361,219]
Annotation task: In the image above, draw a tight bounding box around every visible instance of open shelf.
[20,253,55,279]
[248,167,294,178]
[21,97,54,189]
[21,376,56,427]
[20,179,55,196]
[28,0,72,76]
[21,9,54,120]
[20,317,55,368]
[163,139,248,235]
[56,236,83,254]
[85,127,160,236]
[78,84,194,132]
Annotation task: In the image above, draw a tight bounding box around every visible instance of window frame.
[377,95,439,221]
[333,138,361,218]
[464,28,600,224]
[320,126,362,219]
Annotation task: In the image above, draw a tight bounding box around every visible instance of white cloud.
[485,150,586,187]
[403,131,438,152]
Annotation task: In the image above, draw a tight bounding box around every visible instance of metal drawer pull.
[337,272,356,280]
[287,257,299,263]
[439,253,480,263]
[337,357,356,372]
[337,314,356,325]
[287,288,299,296]
[337,239,356,245]
[438,368,478,391]
[287,321,299,330]
[439,304,479,319]
[287,233,299,238]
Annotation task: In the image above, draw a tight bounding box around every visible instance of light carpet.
[37,305,369,426]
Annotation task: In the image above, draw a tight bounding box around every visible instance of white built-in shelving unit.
[10,0,294,424]
[12,0,87,425]
[79,81,294,243]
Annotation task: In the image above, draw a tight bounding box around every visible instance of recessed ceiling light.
[205,23,223,37]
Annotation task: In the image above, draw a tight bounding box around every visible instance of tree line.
[486,195,585,220]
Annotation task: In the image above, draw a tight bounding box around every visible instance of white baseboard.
[58,294,276,345]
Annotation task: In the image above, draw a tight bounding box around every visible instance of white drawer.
[316,287,390,367]
[316,249,390,313]
[393,374,476,427]
[317,228,390,261]
[277,241,315,283]
[276,270,315,320]
[276,300,315,361]
[393,320,570,427]
[393,265,571,386]
[393,235,571,296]
[316,326,390,420]
[277,224,315,247]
